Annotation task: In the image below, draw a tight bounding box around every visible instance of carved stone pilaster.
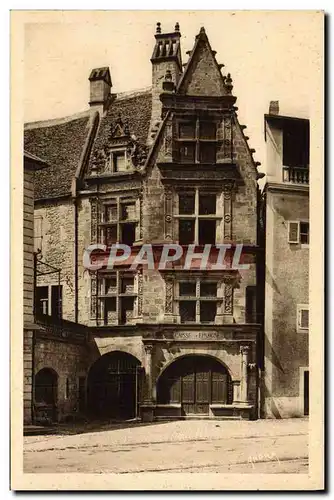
[240,345,250,403]
[223,183,233,240]
[90,275,97,320]
[144,344,154,402]
[90,197,99,244]
[163,121,173,162]
[164,188,173,241]
[137,270,143,317]
[139,192,143,240]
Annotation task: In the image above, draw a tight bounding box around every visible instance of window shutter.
[288,221,299,243]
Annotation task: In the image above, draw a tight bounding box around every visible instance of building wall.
[34,338,88,421]
[23,168,35,424]
[264,187,309,418]
[35,200,75,322]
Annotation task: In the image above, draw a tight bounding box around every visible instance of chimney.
[89,67,113,115]
[149,22,183,144]
[269,100,279,115]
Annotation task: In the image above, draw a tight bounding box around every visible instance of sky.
[23,11,323,175]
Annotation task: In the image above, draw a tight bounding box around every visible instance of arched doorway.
[87,351,142,420]
[34,368,58,423]
[157,355,233,416]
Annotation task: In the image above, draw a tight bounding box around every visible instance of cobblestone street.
[24,418,308,474]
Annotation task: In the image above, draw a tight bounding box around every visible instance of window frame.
[174,188,223,245]
[288,220,309,246]
[105,148,130,173]
[175,117,219,164]
[35,284,63,319]
[296,303,309,332]
[96,271,138,326]
[175,278,223,324]
[98,196,139,246]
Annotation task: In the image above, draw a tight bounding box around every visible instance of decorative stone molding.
[224,283,233,314]
[165,275,174,314]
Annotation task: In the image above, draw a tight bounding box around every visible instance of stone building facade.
[24,24,264,422]
[262,102,309,418]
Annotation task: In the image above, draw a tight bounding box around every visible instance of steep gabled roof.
[177,27,229,96]
[24,113,92,200]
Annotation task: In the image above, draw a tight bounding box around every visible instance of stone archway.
[156,354,233,416]
[87,351,142,420]
[34,367,58,424]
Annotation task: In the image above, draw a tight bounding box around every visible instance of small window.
[104,204,117,223]
[179,193,195,215]
[300,222,309,244]
[179,220,195,245]
[65,378,70,399]
[288,222,299,243]
[51,285,62,319]
[121,202,136,221]
[179,122,196,139]
[200,302,217,323]
[120,296,135,325]
[180,301,196,323]
[36,286,48,316]
[199,122,216,140]
[288,221,309,245]
[121,276,134,294]
[200,143,216,163]
[297,305,309,331]
[179,282,196,297]
[104,297,117,324]
[113,152,127,172]
[105,276,117,294]
[120,223,136,246]
[179,143,196,163]
[199,193,216,215]
[199,219,216,245]
[200,282,217,297]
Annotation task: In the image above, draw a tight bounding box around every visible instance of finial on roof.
[175,22,180,32]
[156,22,161,34]
[225,73,233,94]
[200,27,205,34]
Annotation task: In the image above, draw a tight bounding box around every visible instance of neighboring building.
[23,151,48,424]
[24,24,264,422]
[263,101,309,418]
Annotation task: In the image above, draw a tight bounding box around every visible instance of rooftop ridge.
[24,109,91,130]
[115,86,152,101]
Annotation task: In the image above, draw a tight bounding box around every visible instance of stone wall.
[264,187,309,417]
[35,200,75,322]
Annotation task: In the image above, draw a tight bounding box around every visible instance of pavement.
[24,418,308,474]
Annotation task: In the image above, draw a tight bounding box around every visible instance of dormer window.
[113,151,126,172]
[105,149,130,173]
[175,118,218,164]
